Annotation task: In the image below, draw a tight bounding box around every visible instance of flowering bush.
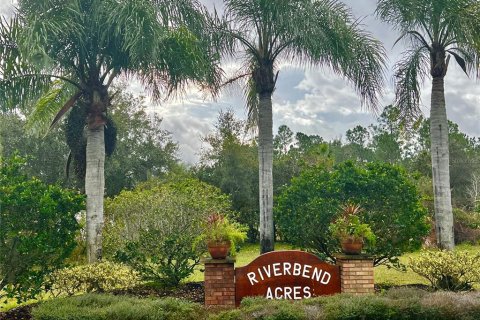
[409,250,480,291]
[48,261,140,297]
[105,177,237,286]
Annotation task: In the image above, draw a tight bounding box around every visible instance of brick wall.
[204,258,235,307]
[335,254,374,294]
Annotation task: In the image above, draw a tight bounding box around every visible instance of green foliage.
[215,289,480,320]
[329,204,376,245]
[0,113,71,187]
[32,294,206,320]
[104,90,179,196]
[104,176,235,286]
[0,155,84,303]
[0,91,179,197]
[407,120,480,209]
[196,213,247,255]
[196,111,259,242]
[275,161,429,266]
[410,250,480,291]
[47,262,140,297]
[453,208,480,244]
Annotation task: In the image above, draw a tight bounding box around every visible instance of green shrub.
[32,294,206,320]
[275,161,429,266]
[215,290,480,320]
[409,250,480,291]
[212,297,308,320]
[47,262,141,297]
[0,155,84,304]
[104,176,235,286]
[453,208,480,244]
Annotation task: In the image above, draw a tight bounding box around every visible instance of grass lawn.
[0,295,41,312]
[189,243,480,286]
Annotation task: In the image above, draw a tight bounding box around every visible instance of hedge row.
[32,289,480,320]
[215,288,480,320]
[32,294,206,320]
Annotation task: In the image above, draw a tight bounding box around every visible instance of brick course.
[335,255,374,295]
[203,258,236,307]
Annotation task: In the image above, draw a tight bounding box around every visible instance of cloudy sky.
[158,0,480,163]
[1,0,479,163]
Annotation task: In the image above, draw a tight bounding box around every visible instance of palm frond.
[139,26,222,101]
[103,0,163,70]
[393,45,430,122]
[376,0,433,33]
[18,0,85,72]
[25,80,79,136]
[286,0,386,110]
[0,17,52,112]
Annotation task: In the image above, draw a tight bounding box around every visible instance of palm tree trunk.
[430,77,454,250]
[85,124,105,262]
[258,92,274,254]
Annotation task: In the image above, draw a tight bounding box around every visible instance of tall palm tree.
[0,0,220,262]
[218,0,386,253]
[376,0,480,249]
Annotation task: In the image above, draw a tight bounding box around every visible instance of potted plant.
[199,213,247,259]
[329,203,376,255]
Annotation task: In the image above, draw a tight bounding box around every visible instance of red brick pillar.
[203,258,235,307]
[335,254,374,295]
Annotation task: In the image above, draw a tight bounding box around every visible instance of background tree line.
[195,107,480,242]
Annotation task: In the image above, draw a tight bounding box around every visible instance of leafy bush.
[0,155,84,303]
[275,161,429,266]
[214,289,480,320]
[453,208,480,244]
[104,176,235,286]
[409,250,480,291]
[47,262,140,297]
[32,294,206,320]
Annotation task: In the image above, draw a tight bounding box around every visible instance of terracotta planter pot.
[207,240,231,259]
[340,238,363,255]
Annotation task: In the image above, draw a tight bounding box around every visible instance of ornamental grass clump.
[409,250,480,291]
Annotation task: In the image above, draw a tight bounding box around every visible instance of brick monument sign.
[235,250,341,305]
[203,250,374,308]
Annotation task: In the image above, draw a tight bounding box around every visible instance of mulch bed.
[0,305,34,320]
[0,282,205,320]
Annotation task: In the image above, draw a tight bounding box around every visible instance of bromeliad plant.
[329,204,376,246]
[197,213,247,257]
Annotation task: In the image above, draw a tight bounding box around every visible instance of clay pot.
[207,240,231,259]
[340,238,363,255]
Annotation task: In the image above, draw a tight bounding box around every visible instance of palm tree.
[218,0,386,253]
[376,0,480,249]
[0,0,220,262]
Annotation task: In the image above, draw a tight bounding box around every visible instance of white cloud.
[0,0,15,17]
